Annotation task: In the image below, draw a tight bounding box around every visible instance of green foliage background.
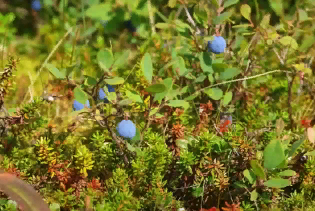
[0,0,315,210]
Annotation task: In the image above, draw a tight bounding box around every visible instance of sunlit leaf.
[279,170,296,177]
[45,63,66,79]
[141,53,153,83]
[73,87,88,104]
[204,88,223,100]
[213,11,233,25]
[250,160,266,180]
[223,91,232,106]
[105,77,124,85]
[264,178,291,188]
[98,49,114,71]
[264,139,285,169]
[145,84,167,93]
[240,4,251,21]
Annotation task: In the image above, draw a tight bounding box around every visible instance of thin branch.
[198,69,281,92]
[287,71,296,130]
[147,0,156,35]
[140,101,166,144]
[22,27,74,103]
[178,0,201,35]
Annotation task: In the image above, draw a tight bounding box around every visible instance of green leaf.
[85,3,112,20]
[195,74,207,83]
[264,139,285,170]
[49,203,60,211]
[98,49,114,71]
[305,150,315,156]
[279,36,298,50]
[212,63,228,73]
[73,87,88,104]
[224,0,239,8]
[243,169,256,184]
[85,75,97,85]
[145,84,167,93]
[8,108,16,115]
[176,139,189,149]
[250,160,266,180]
[240,4,252,21]
[113,50,130,69]
[167,100,189,110]
[141,53,153,83]
[268,0,283,17]
[45,63,66,79]
[213,11,233,25]
[104,77,124,85]
[168,0,177,8]
[299,35,315,52]
[184,91,200,101]
[154,78,173,101]
[177,56,188,76]
[298,9,308,22]
[220,68,241,80]
[131,128,141,142]
[278,170,296,177]
[118,99,133,105]
[192,187,203,197]
[288,139,305,157]
[250,189,258,201]
[199,52,213,73]
[204,88,223,100]
[126,90,143,103]
[155,23,171,29]
[260,14,271,29]
[264,178,291,188]
[65,63,77,77]
[223,91,232,106]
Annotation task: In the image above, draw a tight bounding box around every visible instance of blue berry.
[117,120,136,139]
[31,0,41,11]
[208,36,226,54]
[124,20,137,33]
[98,85,115,103]
[73,100,90,111]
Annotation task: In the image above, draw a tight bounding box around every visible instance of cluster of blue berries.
[208,36,226,54]
[72,84,115,111]
[31,0,41,11]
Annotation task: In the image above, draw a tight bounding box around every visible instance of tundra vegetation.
[0,0,315,211]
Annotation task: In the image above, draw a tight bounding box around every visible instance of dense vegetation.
[0,0,315,210]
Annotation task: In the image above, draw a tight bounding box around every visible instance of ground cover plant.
[0,0,315,210]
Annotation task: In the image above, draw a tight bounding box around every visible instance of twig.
[22,27,74,103]
[287,71,296,130]
[147,0,156,35]
[273,48,284,65]
[140,101,166,144]
[198,69,281,92]
[104,117,129,166]
[178,0,201,35]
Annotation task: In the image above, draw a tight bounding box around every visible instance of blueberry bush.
[0,0,315,211]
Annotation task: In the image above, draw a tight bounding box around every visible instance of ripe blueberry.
[73,100,90,111]
[123,20,137,33]
[208,36,226,54]
[31,0,41,11]
[98,85,115,103]
[117,120,136,139]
